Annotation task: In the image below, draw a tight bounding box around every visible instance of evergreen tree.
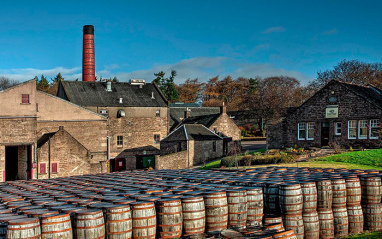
[153,70,179,102]
[37,75,49,91]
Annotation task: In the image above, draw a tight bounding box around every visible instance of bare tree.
[309,59,382,90]
[0,77,19,91]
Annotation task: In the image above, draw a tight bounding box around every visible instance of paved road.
[241,140,266,152]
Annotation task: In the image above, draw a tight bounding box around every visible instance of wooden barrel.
[156,199,182,238]
[360,176,382,204]
[300,181,317,213]
[317,209,334,239]
[362,204,382,232]
[226,189,247,229]
[263,223,284,233]
[282,214,304,239]
[264,183,280,214]
[0,214,28,239]
[130,201,156,239]
[220,228,245,238]
[245,187,263,227]
[279,183,303,215]
[181,196,205,236]
[302,211,319,239]
[272,229,297,239]
[331,178,347,208]
[203,191,228,234]
[332,206,348,238]
[74,209,105,239]
[41,213,73,239]
[316,180,333,210]
[263,215,283,226]
[6,218,41,239]
[345,177,361,206]
[347,205,363,234]
[105,204,132,239]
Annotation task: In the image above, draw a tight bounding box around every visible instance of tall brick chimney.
[83,25,95,82]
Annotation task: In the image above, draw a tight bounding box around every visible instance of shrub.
[221,156,242,167]
[252,154,297,165]
[243,155,253,166]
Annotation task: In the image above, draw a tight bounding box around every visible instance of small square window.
[335,122,342,136]
[117,136,123,146]
[156,110,160,117]
[39,163,46,174]
[22,94,30,104]
[51,163,58,173]
[154,134,160,144]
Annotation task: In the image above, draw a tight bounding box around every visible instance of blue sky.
[0,0,381,85]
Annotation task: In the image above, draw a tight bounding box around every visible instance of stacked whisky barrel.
[0,167,382,238]
[360,175,382,232]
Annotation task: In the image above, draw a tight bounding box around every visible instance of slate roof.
[169,107,221,129]
[115,145,161,158]
[337,81,382,109]
[169,102,201,107]
[162,124,222,142]
[58,81,168,107]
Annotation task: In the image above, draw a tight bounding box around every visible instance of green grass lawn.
[199,148,382,171]
[345,232,382,238]
[319,148,382,167]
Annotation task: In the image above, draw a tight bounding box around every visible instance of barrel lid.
[76,209,103,215]
[8,217,39,225]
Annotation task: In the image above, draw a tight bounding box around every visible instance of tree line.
[1,59,381,126]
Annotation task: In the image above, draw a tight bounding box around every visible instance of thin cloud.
[0,57,313,85]
[263,26,286,34]
[322,28,338,35]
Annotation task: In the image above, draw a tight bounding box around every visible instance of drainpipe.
[48,135,51,179]
[187,141,190,167]
[107,136,110,173]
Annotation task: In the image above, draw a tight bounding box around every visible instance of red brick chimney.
[83,25,95,82]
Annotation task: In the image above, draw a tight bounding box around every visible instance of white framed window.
[335,122,342,136]
[348,120,357,139]
[370,119,379,139]
[298,123,306,140]
[307,122,314,140]
[358,120,368,139]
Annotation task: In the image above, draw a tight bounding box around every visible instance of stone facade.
[37,127,91,179]
[209,113,241,142]
[0,80,108,182]
[86,106,168,158]
[156,151,189,169]
[268,81,382,149]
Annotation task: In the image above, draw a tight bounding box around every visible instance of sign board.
[326,106,338,118]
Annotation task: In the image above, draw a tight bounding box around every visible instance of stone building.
[57,79,169,170]
[267,80,382,149]
[0,80,108,182]
[171,105,241,155]
[158,124,223,169]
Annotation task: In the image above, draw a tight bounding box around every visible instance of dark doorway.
[5,146,19,181]
[136,155,155,169]
[321,122,330,147]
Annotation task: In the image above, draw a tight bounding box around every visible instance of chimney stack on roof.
[82,25,95,82]
[220,102,227,114]
[184,107,191,119]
